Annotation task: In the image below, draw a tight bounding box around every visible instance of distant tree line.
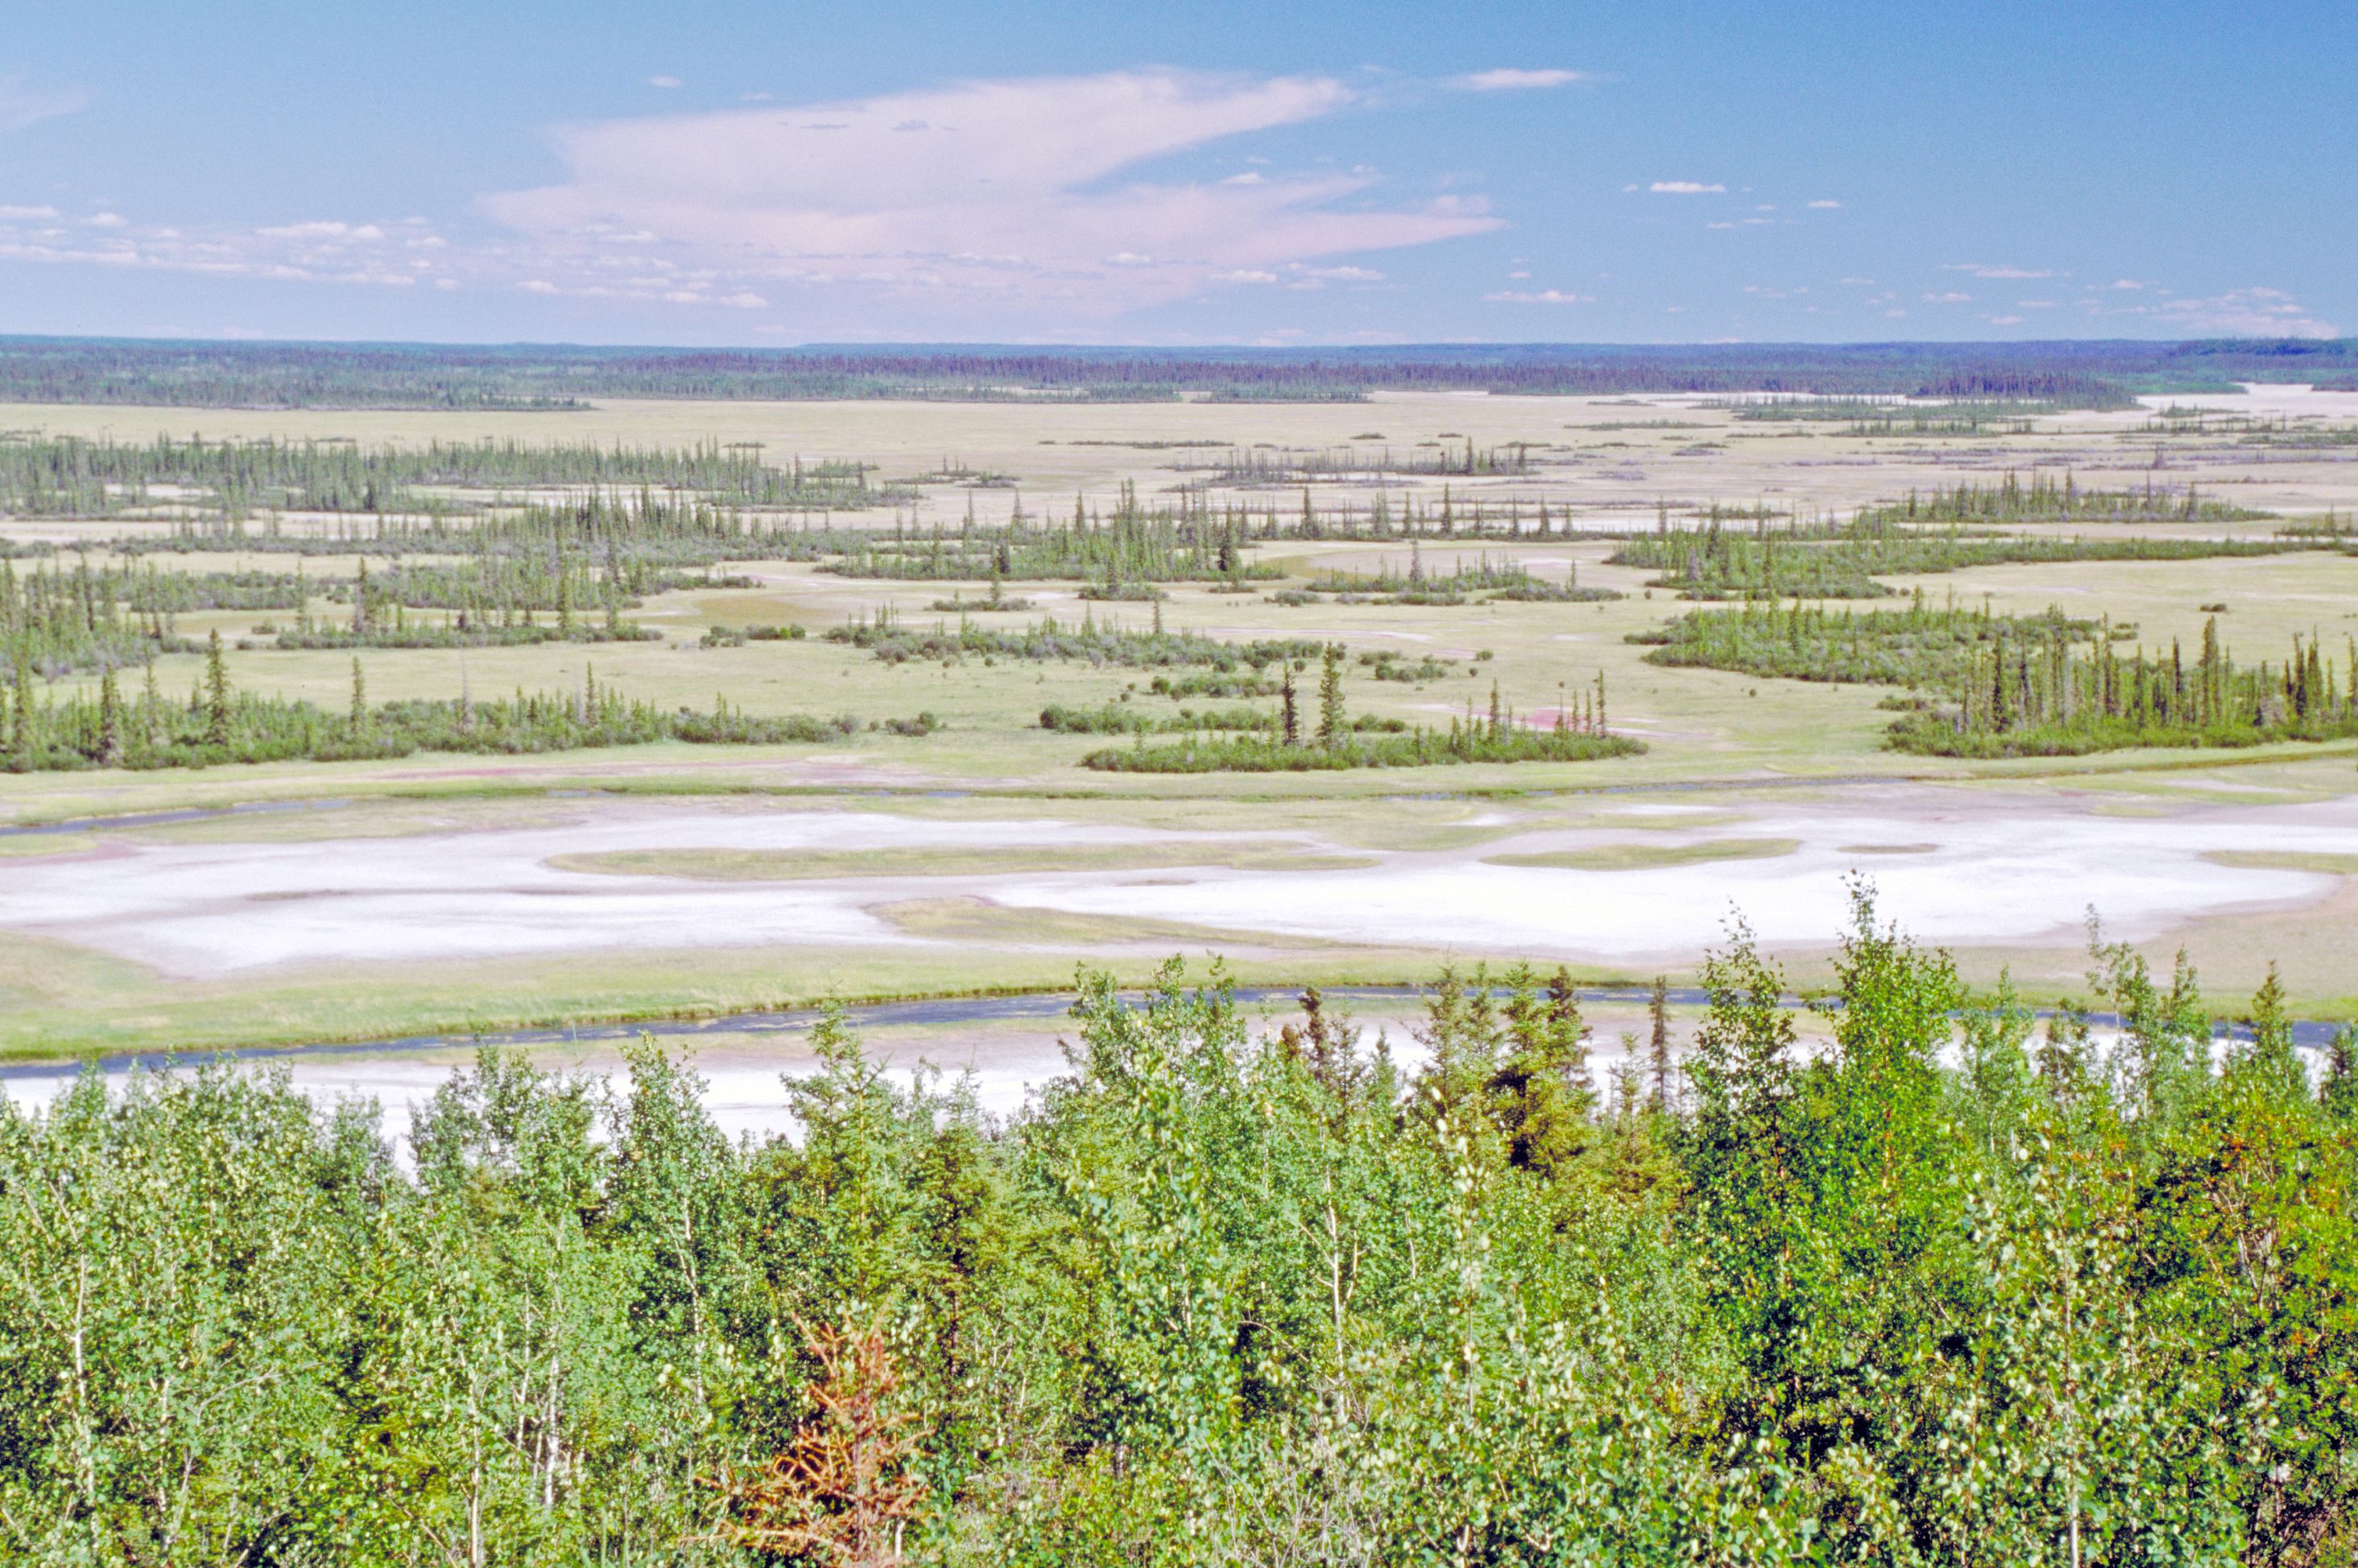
[10,335,2354,406]
[0,433,896,521]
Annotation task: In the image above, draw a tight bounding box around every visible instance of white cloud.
[1213,260,1384,289]
[85,212,126,229]
[1807,198,1841,209]
[2111,278,2154,291]
[1945,263,2058,279]
[1923,291,1971,304]
[258,220,387,242]
[0,204,58,219]
[1487,288,1593,304]
[647,76,684,89]
[0,73,87,132]
[2150,286,2337,338]
[1452,68,1591,92]
[1220,171,1265,185]
[479,70,1495,319]
[1649,180,1725,194]
[1986,315,2025,326]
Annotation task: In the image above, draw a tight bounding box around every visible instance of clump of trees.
[1,635,933,771]
[0,556,215,677]
[821,486,1278,587]
[1084,649,1636,772]
[0,432,896,522]
[1631,592,2118,686]
[134,489,860,566]
[825,606,1319,671]
[1608,514,2304,601]
[1040,701,1407,737]
[1292,549,1618,606]
[1185,436,1541,484]
[1891,615,2358,755]
[1,894,2352,1561]
[1632,594,2358,756]
[1852,470,2271,526]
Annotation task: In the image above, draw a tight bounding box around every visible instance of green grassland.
[3,393,2356,1052]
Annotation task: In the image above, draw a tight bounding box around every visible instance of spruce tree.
[1647,975,1674,1109]
[1316,643,1344,748]
[2324,1026,2358,1122]
[349,657,368,738]
[4,657,27,771]
[97,665,122,764]
[140,655,161,753]
[204,630,231,747]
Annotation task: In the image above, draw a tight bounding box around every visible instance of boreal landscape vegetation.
[2,340,2357,1564]
[3,907,2356,1562]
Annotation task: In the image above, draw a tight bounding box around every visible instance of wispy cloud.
[1923,291,1971,304]
[0,209,460,293]
[1214,260,1387,290]
[0,72,88,132]
[1945,263,2058,279]
[479,70,1495,319]
[1806,198,1841,209]
[646,76,683,89]
[1486,288,1593,304]
[1452,68,1591,92]
[2148,286,2337,338]
[1649,180,1725,195]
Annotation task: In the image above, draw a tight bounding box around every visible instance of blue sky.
[2,0,2350,345]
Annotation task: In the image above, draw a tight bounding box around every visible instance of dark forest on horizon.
[2,335,2355,409]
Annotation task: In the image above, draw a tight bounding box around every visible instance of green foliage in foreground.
[1,894,2353,1564]
[2,638,931,771]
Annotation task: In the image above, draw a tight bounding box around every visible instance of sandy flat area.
[2,788,2349,979]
